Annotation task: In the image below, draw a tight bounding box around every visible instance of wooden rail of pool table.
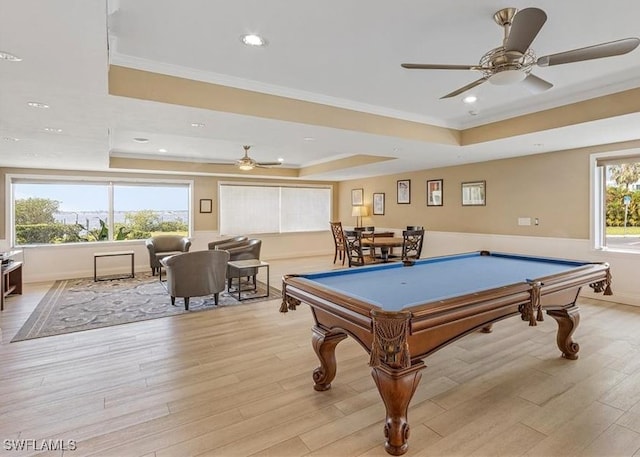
[280,261,611,455]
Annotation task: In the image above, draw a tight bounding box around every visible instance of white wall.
[6,230,638,308]
[10,230,334,283]
[420,231,640,307]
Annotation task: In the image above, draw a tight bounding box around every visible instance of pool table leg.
[311,326,348,391]
[371,362,425,456]
[547,305,580,360]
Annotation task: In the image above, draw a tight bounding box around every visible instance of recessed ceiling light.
[158,148,168,153]
[241,34,267,47]
[0,51,22,61]
[303,137,315,142]
[3,137,19,141]
[27,101,50,109]
[463,95,477,104]
[190,122,205,128]
[133,137,149,143]
[277,157,284,162]
[43,127,63,133]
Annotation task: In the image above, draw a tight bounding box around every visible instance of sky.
[14,183,189,211]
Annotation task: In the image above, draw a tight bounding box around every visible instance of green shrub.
[606,187,640,227]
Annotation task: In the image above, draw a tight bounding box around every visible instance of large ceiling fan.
[229,145,282,171]
[401,7,640,99]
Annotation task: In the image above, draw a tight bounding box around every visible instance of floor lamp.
[352,205,369,228]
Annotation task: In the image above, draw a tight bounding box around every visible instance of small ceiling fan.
[401,7,640,99]
[229,145,282,171]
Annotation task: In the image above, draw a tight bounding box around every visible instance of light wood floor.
[2,255,640,457]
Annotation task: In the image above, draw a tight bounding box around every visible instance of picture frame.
[199,198,213,213]
[461,181,486,206]
[372,193,385,215]
[351,188,364,206]
[427,179,443,206]
[397,179,411,204]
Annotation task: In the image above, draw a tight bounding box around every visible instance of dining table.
[361,236,404,262]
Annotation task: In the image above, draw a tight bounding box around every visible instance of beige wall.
[339,147,593,239]
[0,167,339,239]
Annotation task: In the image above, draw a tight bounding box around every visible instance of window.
[593,154,640,252]
[11,176,191,245]
[219,183,331,235]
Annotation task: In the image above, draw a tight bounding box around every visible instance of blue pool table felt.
[301,253,587,311]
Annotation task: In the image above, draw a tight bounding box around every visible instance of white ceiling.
[1,0,639,180]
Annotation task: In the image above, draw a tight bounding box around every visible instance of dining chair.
[329,221,347,265]
[344,230,380,267]
[401,229,425,261]
[355,226,376,259]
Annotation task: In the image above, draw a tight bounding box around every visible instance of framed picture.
[351,188,364,206]
[427,179,443,206]
[199,198,213,213]
[397,179,411,204]
[372,193,385,215]
[461,181,486,206]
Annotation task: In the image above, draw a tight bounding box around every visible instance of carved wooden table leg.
[547,305,580,360]
[371,362,425,456]
[311,326,348,391]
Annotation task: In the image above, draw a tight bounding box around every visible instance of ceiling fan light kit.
[401,7,640,99]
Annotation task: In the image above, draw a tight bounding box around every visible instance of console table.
[94,250,135,281]
[1,261,23,311]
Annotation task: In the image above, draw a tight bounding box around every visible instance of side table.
[227,259,270,301]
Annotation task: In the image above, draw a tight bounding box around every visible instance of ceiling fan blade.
[537,37,640,67]
[440,77,488,99]
[255,162,283,168]
[521,74,553,93]
[504,8,547,53]
[401,63,481,71]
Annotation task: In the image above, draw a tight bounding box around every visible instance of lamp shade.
[351,205,369,217]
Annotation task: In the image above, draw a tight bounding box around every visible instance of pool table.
[280,251,612,455]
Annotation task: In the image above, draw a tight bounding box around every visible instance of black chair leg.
[184,297,190,311]
[333,247,338,263]
[170,296,176,306]
[214,292,219,306]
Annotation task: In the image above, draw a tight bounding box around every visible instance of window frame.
[7,173,194,247]
[591,151,640,254]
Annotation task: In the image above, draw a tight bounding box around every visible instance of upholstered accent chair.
[160,250,229,310]
[207,236,248,250]
[145,235,191,276]
[218,239,262,290]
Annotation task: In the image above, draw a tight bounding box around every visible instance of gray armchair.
[160,250,230,310]
[221,239,262,290]
[145,235,191,276]
[207,236,248,250]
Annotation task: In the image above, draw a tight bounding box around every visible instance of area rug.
[11,273,280,342]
